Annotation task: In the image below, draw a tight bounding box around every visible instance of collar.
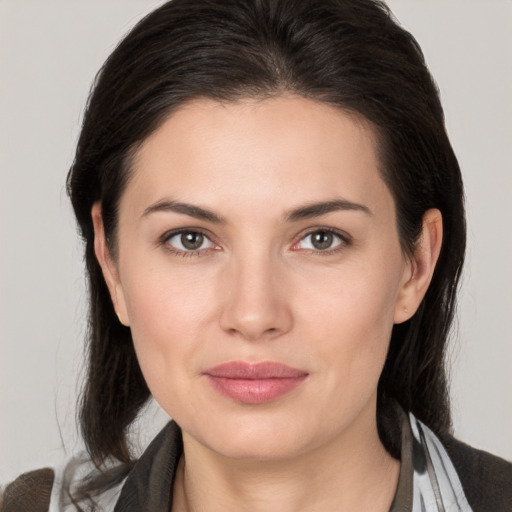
[114,421,182,511]
[113,410,471,511]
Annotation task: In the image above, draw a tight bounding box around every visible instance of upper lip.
[204,361,308,379]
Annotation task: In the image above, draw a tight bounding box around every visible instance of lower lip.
[206,376,307,404]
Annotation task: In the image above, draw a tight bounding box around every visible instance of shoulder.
[1,458,126,512]
[440,433,512,512]
[1,468,54,512]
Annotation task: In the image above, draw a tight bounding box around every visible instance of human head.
[67,0,465,467]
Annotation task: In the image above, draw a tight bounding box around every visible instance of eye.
[295,229,347,251]
[165,230,216,253]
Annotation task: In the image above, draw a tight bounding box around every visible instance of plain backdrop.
[1,0,511,484]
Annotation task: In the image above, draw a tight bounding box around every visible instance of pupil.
[181,232,203,250]
[312,231,333,250]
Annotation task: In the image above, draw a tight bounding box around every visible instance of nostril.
[218,279,293,340]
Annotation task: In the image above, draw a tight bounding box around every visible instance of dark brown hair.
[67,0,465,499]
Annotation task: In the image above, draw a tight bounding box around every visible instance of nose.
[219,254,293,341]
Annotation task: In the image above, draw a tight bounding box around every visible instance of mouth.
[203,361,309,404]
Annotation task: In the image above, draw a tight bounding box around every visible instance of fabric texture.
[442,435,512,512]
[391,412,473,511]
[2,411,511,512]
[1,468,54,512]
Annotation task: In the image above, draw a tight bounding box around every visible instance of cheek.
[120,264,220,397]
[123,254,220,332]
[298,256,402,337]
[295,257,403,386]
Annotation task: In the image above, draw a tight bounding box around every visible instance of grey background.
[1,0,511,484]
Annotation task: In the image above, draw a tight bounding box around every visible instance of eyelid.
[291,227,352,253]
[159,227,220,256]
[158,226,351,256]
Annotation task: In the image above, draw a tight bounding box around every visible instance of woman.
[2,0,511,511]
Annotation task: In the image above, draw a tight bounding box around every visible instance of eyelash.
[159,227,351,258]
[293,228,351,255]
[159,229,219,258]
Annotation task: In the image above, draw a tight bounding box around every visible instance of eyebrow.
[285,199,372,221]
[142,200,226,223]
[142,198,371,224]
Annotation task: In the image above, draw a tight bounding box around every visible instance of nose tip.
[223,313,283,342]
[219,264,293,341]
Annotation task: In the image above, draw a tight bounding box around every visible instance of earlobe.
[91,202,130,326]
[394,209,443,324]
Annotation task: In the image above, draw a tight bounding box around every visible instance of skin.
[93,95,442,511]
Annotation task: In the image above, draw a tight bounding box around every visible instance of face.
[95,96,428,461]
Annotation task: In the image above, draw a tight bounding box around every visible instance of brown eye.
[295,229,346,252]
[181,232,204,250]
[166,230,214,253]
[310,231,334,250]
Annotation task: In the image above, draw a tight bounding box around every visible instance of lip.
[204,361,308,404]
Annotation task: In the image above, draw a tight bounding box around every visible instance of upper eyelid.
[296,226,351,243]
[158,226,351,251]
[289,227,352,254]
[160,227,216,243]
[160,229,219,258]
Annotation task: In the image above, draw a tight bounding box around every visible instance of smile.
[204,361,309,404]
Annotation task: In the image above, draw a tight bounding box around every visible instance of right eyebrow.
[142,200,226,224]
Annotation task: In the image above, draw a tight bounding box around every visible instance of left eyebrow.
[285,199,372,222]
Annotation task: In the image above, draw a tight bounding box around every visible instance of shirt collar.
[114,411,417,512]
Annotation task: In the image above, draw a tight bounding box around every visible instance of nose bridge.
[219,246,292,340]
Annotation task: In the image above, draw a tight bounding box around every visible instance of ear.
[91,202,130,326]
[394,208,443,324]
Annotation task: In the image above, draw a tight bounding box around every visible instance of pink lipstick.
[204,361,308,404]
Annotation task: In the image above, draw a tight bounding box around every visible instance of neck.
[172,405,399,512]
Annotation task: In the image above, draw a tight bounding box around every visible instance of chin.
[209,432,310,461]
[181,409,324,461]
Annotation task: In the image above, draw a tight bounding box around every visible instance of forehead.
[123,95,392,219]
